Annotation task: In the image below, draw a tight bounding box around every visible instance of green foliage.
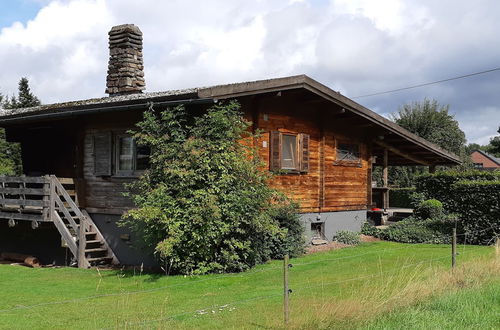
[121,101,304,274]
[3,77,41,109]
[392,99,466,156]
[389,188,416,208]
[0,128,21,175]
[414,199,443,220]
[415,170,500,244]
[361,221,380,236]
[377,216,455,244]
[449,180,500,245]
[333,230,361,245]
[375,99,467,188]
[485,126,500,157]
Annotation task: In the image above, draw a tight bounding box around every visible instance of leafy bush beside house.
[389,188,416,208]
[121,101,304,275]
[415,170,500,245]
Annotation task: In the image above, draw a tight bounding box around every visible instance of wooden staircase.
[0,175,119,268]
[50,176,119,268]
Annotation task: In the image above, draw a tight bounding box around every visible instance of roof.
[471,149,500,166]
[0,74,461,166]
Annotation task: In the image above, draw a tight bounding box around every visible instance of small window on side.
[337,143,360,161]
[281,134,298,170]
[115,134,150,176]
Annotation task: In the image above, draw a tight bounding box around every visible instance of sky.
[0,0,499,145]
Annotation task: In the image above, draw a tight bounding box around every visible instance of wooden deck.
[0,175,118,268]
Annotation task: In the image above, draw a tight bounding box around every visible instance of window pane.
[136,145,150,170]
[281,135,297,169]
[337,143,360,161]
[118,136,133,171]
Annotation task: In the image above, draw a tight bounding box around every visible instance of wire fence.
[0,225,498,329]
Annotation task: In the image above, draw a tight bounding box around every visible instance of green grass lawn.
[360,279,500,330]
[0,241,496,329]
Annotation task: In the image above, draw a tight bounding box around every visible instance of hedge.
[389,188,416,208]
[450,180,500,245]
[415,170,500,210]
[414,170,500,245]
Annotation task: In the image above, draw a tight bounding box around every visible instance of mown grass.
[0,241,497,329]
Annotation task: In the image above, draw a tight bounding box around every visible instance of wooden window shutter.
[93,132,112,176]
[270,131,282,171]
[299,133,310,173]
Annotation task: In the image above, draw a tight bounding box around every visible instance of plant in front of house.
[333,230,361,245]
[121,101,304,275]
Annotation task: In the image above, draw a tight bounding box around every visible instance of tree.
[379,99,467,187]
[392,99,466,156]
[121,101,304,275]
[485,126,500,157]
[3,77,41,109]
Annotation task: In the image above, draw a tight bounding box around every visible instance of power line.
[351,66,500,98]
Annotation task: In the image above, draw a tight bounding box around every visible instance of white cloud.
[0,0,499,144]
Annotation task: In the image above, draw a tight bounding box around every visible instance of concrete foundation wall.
[89,213,158,268]
[301,210,366,242]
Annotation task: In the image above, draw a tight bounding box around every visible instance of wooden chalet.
[470,149,500,170]
[0,25,460,267]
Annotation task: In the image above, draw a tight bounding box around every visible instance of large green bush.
[415,170,500,209]
[450,180,500,245]
[415,170,500,245]
[122,101,304,274]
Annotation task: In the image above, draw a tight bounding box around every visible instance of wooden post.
[77,217,86,269]
[495,237,499,257]
[452,228,457,269]
[48,175,56,221]
[383,148,389,210]
[283,254,290,325]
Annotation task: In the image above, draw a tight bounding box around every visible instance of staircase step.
[86,240,102,244]
[85,231,98,236]
[85,248,108,253]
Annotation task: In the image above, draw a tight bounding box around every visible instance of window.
[281,134,298,169]
[270,131,309,173]
[337,143,360,161]
[473,163,484,168]
[115,134,150,176]
[334,142,361,167]
[92,131,149,177]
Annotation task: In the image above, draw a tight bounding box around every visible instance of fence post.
[495,237,500,257]
[283,254,290,325]
[452,228,457,269]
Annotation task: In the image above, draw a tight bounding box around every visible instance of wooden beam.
[383,148,389,210]
[375,140,432,166]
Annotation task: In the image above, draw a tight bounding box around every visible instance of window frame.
[334,141,362,167]
[270,131,310,174]
[113,133,148,177]
[280,133,300,171]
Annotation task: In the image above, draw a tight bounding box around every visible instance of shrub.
[415,170,500,245]
[334,230,361,245]
[389,188,416,208]
[450,180,500,245]
[377,216,455,244]
[414,199,443,220]
[121,101,304,275]
[361,221,379,237]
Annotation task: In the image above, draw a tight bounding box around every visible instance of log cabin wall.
[241,93,370,214]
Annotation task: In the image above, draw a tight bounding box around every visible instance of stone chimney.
[105,24,145,96]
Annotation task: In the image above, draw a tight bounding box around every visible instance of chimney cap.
[108,24,143,36]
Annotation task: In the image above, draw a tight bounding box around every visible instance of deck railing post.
[78,216,87,269]
[48,175,56,221]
